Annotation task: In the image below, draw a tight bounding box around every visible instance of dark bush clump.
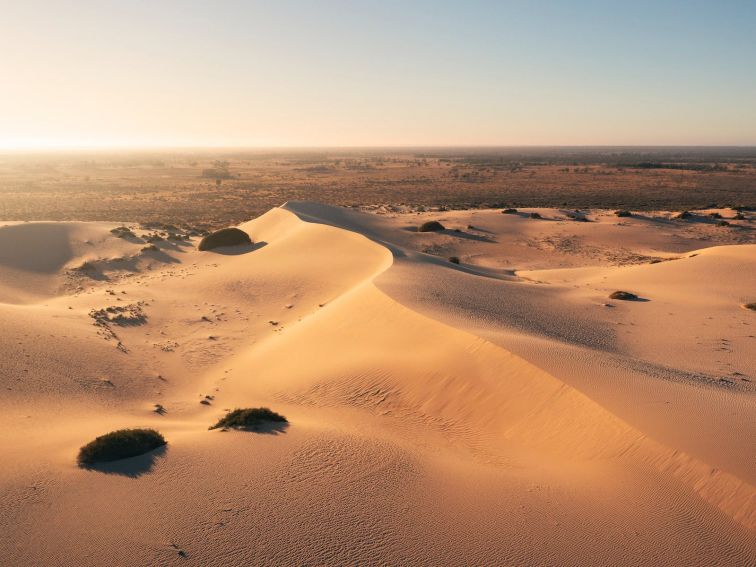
[567,212,589,222]
[743,302,756,311]
[717,220,730,227]
[609,291,639,301]
[78,428,166,466]
[110,226,136,238]
[198,227,252,251]
[674,211,692,220]
[417,220,445,232]
[209,407,288,430]
[614,210,632,217]
[501,208,518,214]
[529,212,542,219]
[448,256,460,264]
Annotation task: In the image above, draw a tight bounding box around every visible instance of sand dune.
[0,204,754,565]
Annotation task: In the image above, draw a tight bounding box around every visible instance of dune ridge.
[281,201,756,533]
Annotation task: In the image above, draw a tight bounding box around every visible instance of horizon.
[3,144,756,154]
[2,1,755,149]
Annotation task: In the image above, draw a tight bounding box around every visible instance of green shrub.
[198,227,252,251]
[78,429,166,466]
[209,407,288,431]
[417,220,445,232]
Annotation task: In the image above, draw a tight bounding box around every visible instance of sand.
[0,204,754,566]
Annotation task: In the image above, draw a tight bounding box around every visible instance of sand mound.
[0,221,149,303]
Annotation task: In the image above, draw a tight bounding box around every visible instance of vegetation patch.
[566,211,589,222]
[743,302,756,311]
[209,407,288,431]
[529,212,542,219]
[73,260,97,272]
[90,303,147,326]
[501,208,518,214]
[674,211,693,219]
[417,220,445,232]
[198,227,252,250]
[614,210,632,217]
[110,226,136,238]
[609,291,639,301]
[89,303,147,351]
[78,428,166,466]
[448,256,460,264]
[201,160,233,179]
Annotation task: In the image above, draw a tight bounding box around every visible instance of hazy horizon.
[2,0,755,149]
[3,144,756,154]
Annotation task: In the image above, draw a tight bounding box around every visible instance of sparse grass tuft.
[78,428,166,466]
[418,220,445,232]
[209,407,288,431]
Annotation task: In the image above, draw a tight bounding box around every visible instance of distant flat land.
[0,147,754,227]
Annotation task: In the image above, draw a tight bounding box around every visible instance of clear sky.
[1,0,754,148]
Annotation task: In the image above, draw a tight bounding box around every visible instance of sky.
[0,0,754,148]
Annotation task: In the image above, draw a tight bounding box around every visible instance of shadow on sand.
[205,241,268,256]
[613,295,651,303]
[81,446,167,478]
[447,230,496,243]
[221,421,290,436]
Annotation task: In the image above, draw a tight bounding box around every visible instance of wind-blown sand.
[0,204,754,565]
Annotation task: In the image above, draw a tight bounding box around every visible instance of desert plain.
[0,149,754,566]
